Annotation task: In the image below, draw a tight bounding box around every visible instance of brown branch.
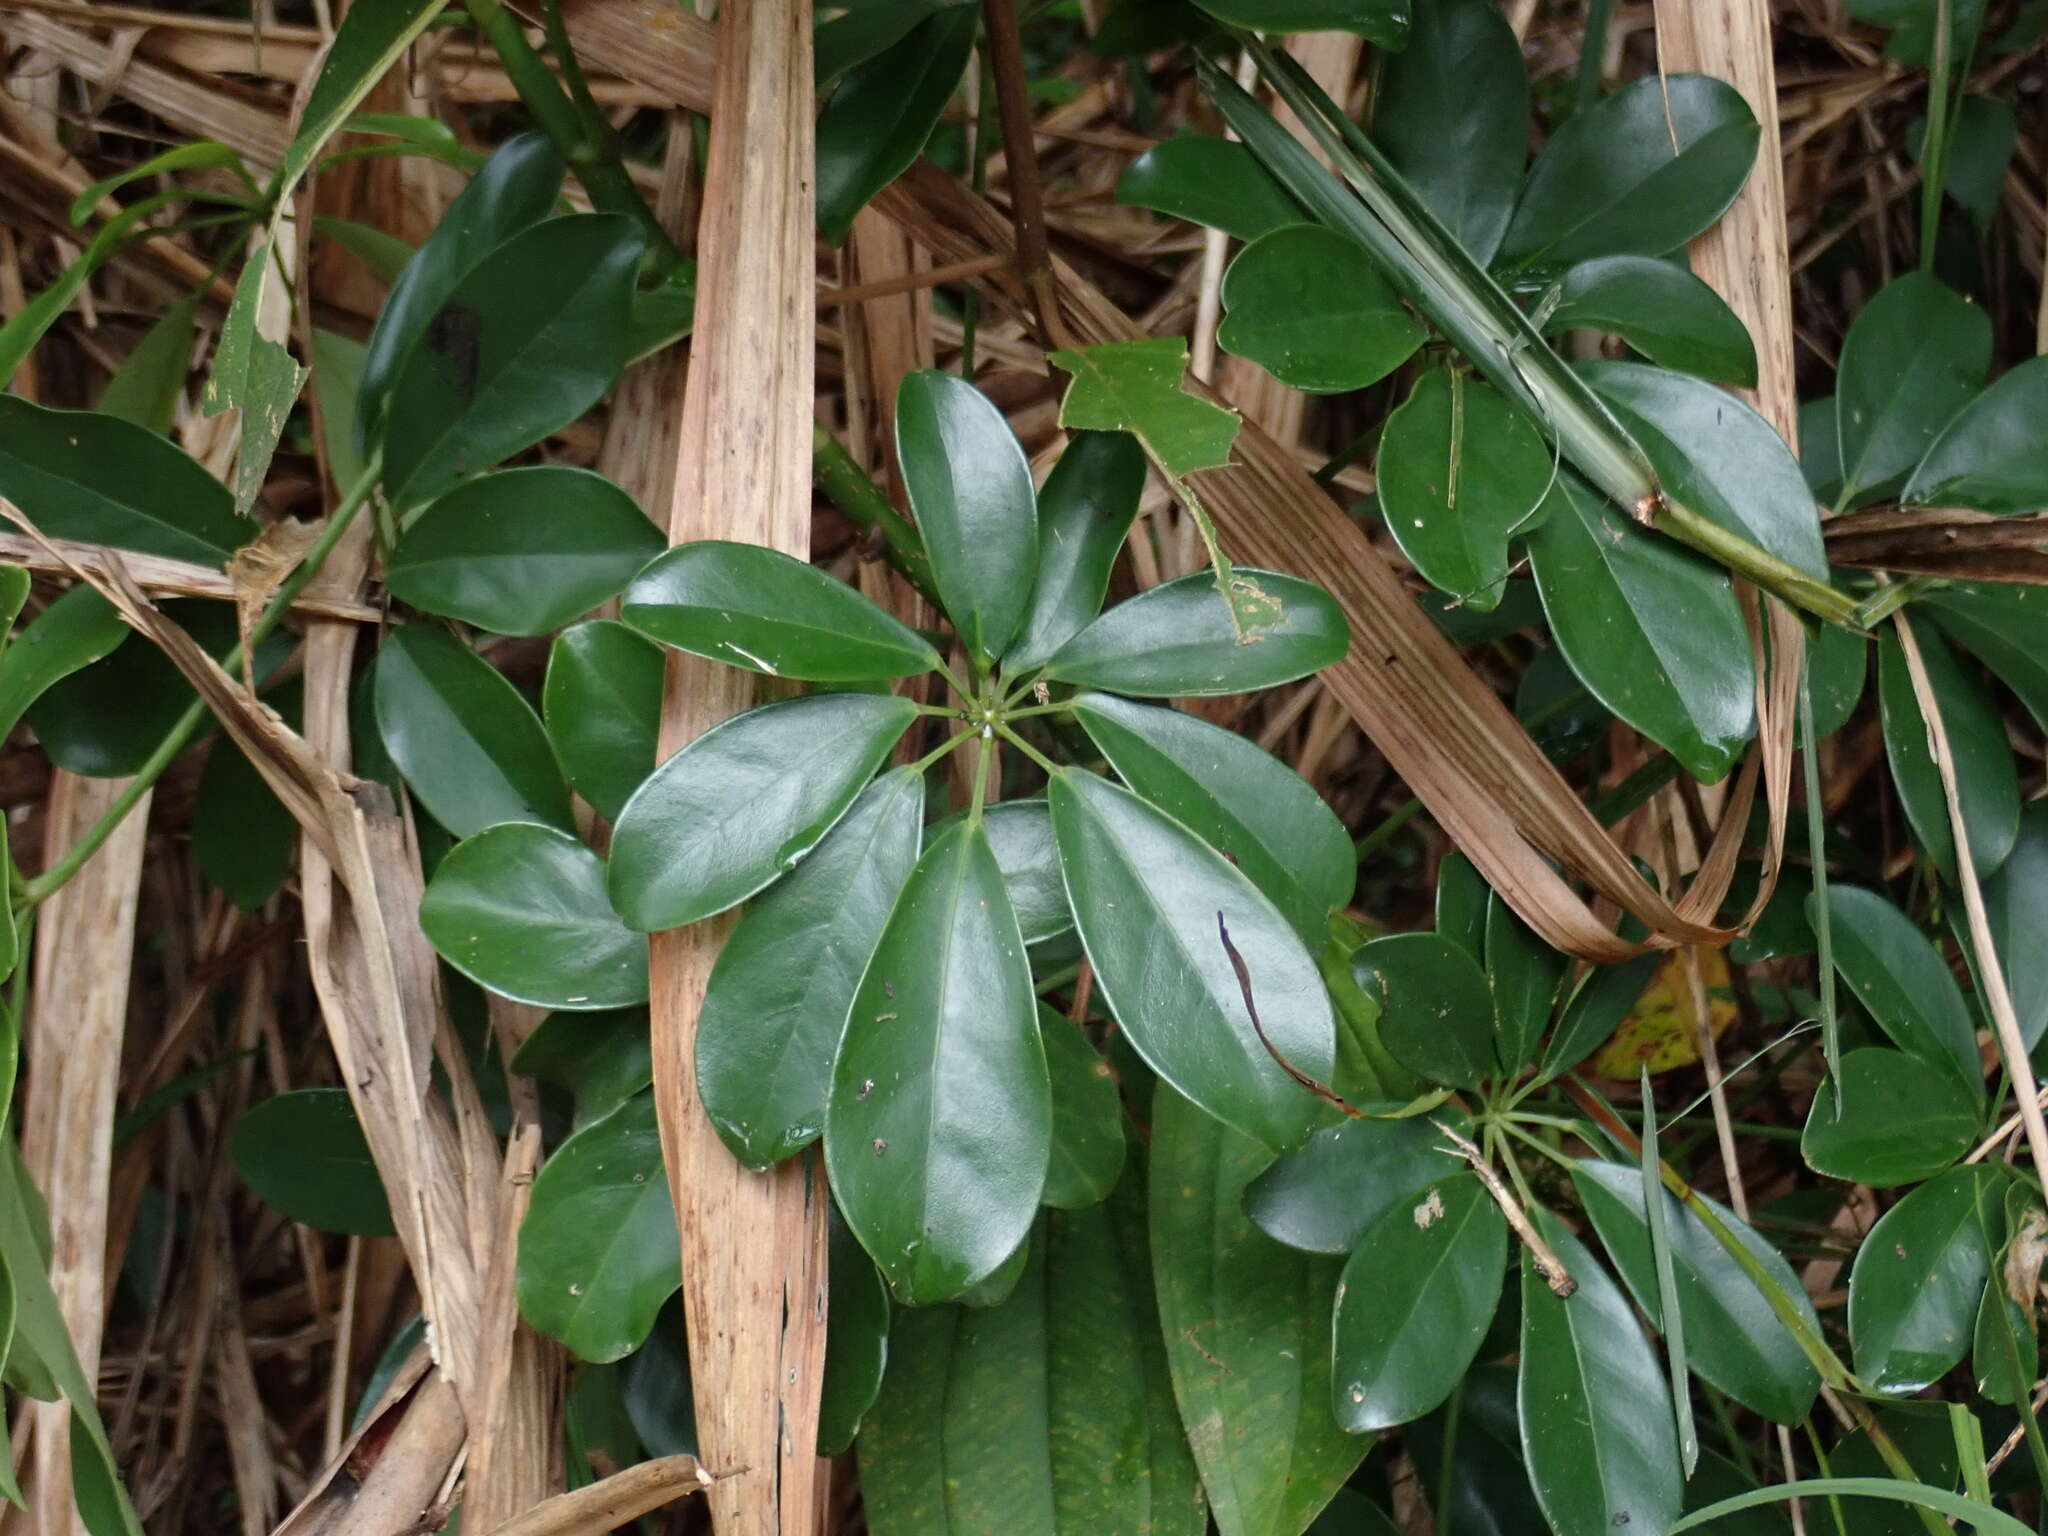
[978,0,1071,351]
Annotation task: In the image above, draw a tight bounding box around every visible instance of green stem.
[466,0,681,273]
[1651,496,1862,628]
[811,423,941,605]
[968,733,991,823]
[20,452,383,910]
[906,729,975,778]
[1918,0,1955,270]
[1000,701,1072,721]
[994,722,1060,777]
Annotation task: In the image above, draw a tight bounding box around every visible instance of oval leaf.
[1051,768,1336,1153]
[1833,271,1990,506]
[895,369,1038,662]
[231,1089,394,1237]
[1245,1110,1469,1256]
[1572,1159,1822,1426]
[383,214,641,507]
[622,540,939,680]
[374,624,572,837]
[1527,474,1755,784]
[1151,1090,1367,1536]
[818,1210,891,1455]
[816,5,976,245]
[1373,0,1528,266]
[1184,0,1408,44]
[825,820,1049,1303]
[1004,431,1147,672]
[1519,1217,1683,1536]
[0,397,247,566]
[387,466,665,636]
[1115,136,1305,243]
[1545,257,1758,386]
[1849,1166,2001,1395]
[1500,74,1760,274]
[1801,1048,1977,1188]
[608,691,918,931]
[1379,367,1552,612]
[1902,356,2048,513]
[697,768,924,1168]
[357,130,565,443]
[1333,1172,1507,1432]
[1814,884,1982,1098]
[1042,569,1348,698]
[1354,931,1496,1091]
[1219,226,1427,394]
[1074,691,1351,944]
[542,619,662,823]
[1039,1006,1126,1211]
[516,1092,681,1362]
[420,822,649,1010]
[1877,624,2018,880]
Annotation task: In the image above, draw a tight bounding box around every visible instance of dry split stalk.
[643,0,830,1530]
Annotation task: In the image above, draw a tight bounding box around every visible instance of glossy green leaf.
[1244,1109,1468,1255]
[1518,1216,1682,1536]
[619,1303,697,1456]
[1378,366,1551,612]
[1572,1160,1821,1425]
[1373,0,1528,266]
[0,1146,144,1536]
[983,800,1069,944]
[1806,620,1869,740]
[816,4,976,245]
[1048,337,1240,480]
[1849,1166,2000,1394]
[1499,74,1760,275]
[1434,851,1490,960]
[1920,581,2048,734]
[312,327,372,497]
[230,1088,394,1236]
[192,684,299,910]
[1801,1048,1977,1187]
[1971,802,2048,1050]
[29,600,285,779]
[97,297,198,436]
[959,1232,1032,1308]
[1074,691,1351,944]
[1925,95,2018,232]
[896,369,1038,661]
[1051,768,1335,1153]
[1903,356,2048,512]
[374,624,572,836]
[1586,360,1829,582]
[697,768,923,1168]
[861,1165,1206,1536]
[1406,1366,1547,1535]
[825,820,1048,1303]
[1543,257,1757,386]
[383,214,640,508]
[1834,271,1990,506]
[387,467,664,636]
[1332,1172,1506,1432]
[1486,892,1565,1074]
[1150,1090,1366,1536]
[1526,474,1754,784]
[357,130,564,444]
[815,0,945,87]
[509,1006,653,1129]
[1040,1006,1126,1210]
[517,1092,680,1363]
[608,691,917,931]
[1877,624,2018,880]
[1004,432,1147,672]
[622,540,939,680]
[1972,1236,2034,1406]
[420,823,648,1010]
[1814,884,1981,1097]
[1354,931,1496,1091]
[1043,569,1348,698]
[1115,136,1305,242]
[1184,0,1408,44]
[0,397,246,565]
[0,587,129,746]
[1541,954,1659,1080]
[1218,226,1427,394]
[542,619,662,823]
[819,1209,891,1455]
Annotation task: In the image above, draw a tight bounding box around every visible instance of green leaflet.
[1149,1090,1365,1536]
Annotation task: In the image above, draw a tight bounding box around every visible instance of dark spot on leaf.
[426,302,484,406]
